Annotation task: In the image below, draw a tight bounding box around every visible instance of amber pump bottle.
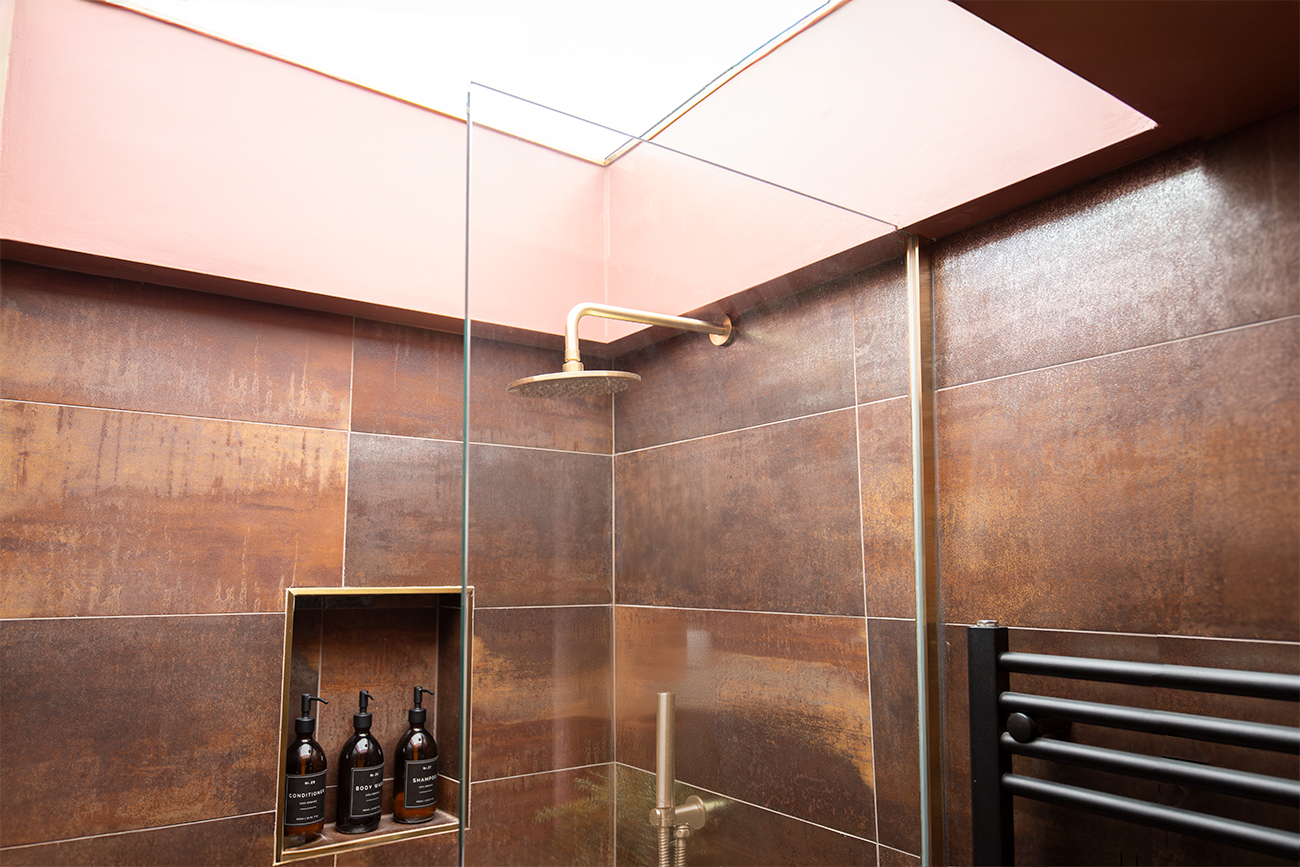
[336,690,384,834]
[393,686,439,824]
[283,694,329,846]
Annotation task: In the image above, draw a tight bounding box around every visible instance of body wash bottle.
[336,690,384,834]
[283,694,329,846]
[393,686,439,824]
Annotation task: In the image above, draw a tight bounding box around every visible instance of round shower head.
[507,369,641,398]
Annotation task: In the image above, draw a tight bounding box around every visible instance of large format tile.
[343,433,462,588]
[615,766,877,867]
[614,279,857,452]
[0,261,353,427]
[859,397,915,618]
[934,111,1299,389]
[2,402,347,617]
[468,444,612,608]
[615,606,875,840]
[616,409,864,616]
[867,618,921,856]
[352,323,614,453]
[472,606,611,780]
[0,615,283,848]
[938,321,1298,640]
[851,256,910,406]
[0,813,297,867]
[464,766,613,866]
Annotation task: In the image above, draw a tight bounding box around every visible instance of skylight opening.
[111,0,837,162]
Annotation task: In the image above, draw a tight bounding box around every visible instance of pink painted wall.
[0,0,1153,342]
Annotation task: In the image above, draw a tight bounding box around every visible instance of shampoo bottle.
[393,686,439,824]
[336,690,384,834]
[283,694,329,846]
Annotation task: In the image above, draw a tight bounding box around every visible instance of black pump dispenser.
[336,690,384,834]
[284,695,329,846]
[353,689,374,730]
[394,686,438,824]
[295,693,327,735]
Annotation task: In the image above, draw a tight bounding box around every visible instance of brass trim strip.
[907,235,944,865]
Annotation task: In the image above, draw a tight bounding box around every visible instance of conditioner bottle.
[393,686,439,824]
[283,694,329,846]
[336,690,384,834]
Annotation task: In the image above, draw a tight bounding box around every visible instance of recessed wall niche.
[275,586,472,864]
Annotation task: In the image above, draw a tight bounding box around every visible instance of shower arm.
[562,303,732,372]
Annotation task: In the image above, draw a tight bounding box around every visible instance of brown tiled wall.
[0,262,616,866]
[2,108,1295,867]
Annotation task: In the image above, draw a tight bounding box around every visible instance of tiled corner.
[465,766,613,867]
[614,279,858,452]
[472,606,612,780]
[616,409,864,616]
[615,606,875,840]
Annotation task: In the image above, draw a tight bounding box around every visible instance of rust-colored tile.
[314,606,444,789]
[351,319,463,441]
[472,606,611,780]
[1150,635,1300,866]
[614,279,857,452]
[934,112,1299,389]
[615,765,876,867]
[877,845,918,866]
[859,398,915,618]
[616,410,864,616]
[615,606,875,839]
[470,337,615,453]
[343,433,461,588]
[352,320,615,453]
[852,256,909,405]
[468,444,612,608]
[336,827,458,866]
[0,615,283,847]
[868,618,920,855]
[438,601,465,786]
[940,624,973,867]
[2,402,347,617]
[464,766,612,867]
[1181,320,1299,641]
[0,261,353,427]
[937,340,1199,634]
[0,813,289,867]
[939,321,1298,641]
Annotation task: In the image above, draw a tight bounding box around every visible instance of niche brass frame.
[273,585,474,865]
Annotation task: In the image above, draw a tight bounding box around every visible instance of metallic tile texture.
[858,397,916,618]
[615,606,875,840]
[934,111,1299,389]
[472,606,612,780]
[614,279,857,452]
[1,261,353,427]
[868,618,922,856]
[1,401,348,617]
[616,408,865,616]
[0,616,283,848]
[465,766,613,866]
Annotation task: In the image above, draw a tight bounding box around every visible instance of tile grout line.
[0,811,276,851]
[937,313,1300,394]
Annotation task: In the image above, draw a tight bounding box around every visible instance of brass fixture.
[649,692,707,867]
[506,302,733,397]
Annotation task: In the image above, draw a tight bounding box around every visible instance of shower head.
[507,369,641,398]
[506,303,732,399]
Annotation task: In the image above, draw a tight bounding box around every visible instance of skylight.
[116,0,834,162]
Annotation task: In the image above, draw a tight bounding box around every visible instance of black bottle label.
[284,771,327,826]
[403,758,439,809]
[349,765,384,817]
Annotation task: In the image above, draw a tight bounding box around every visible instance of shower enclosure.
[461,84,929,865]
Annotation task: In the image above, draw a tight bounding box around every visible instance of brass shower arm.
[562,303,733,372]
